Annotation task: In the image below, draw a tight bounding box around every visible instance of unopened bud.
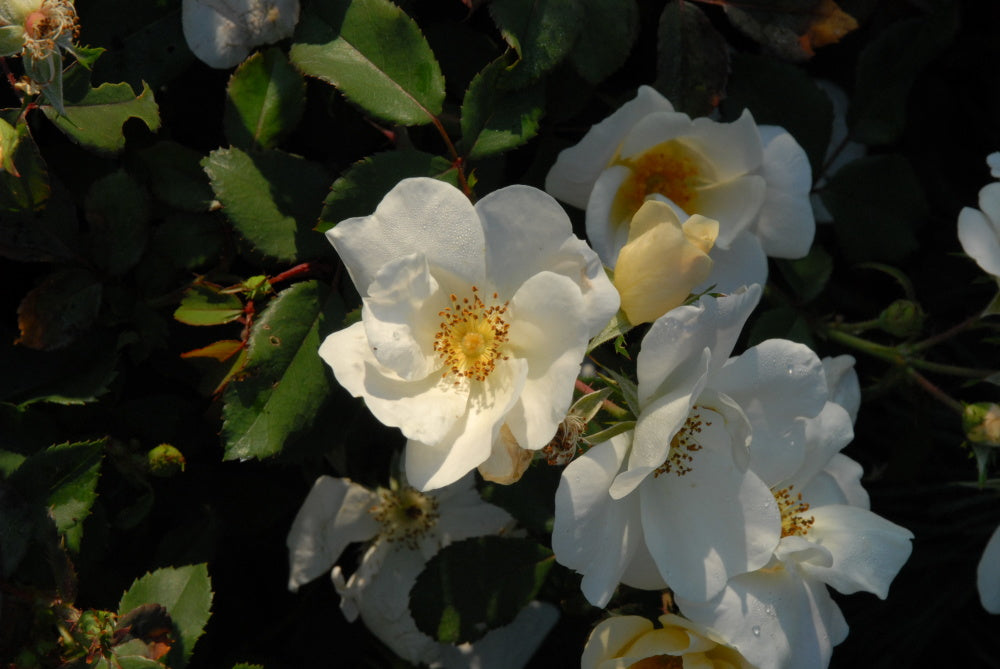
[878,299,925,338]
[147,443,185,477]
[964,403,1000,447]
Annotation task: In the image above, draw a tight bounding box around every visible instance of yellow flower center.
[653,407,711,478]
[773,485,815,537]
[615,140,705,220]
[628,656,683,669]
[433,286,510,384]
[21,0,78,60]
[370,486,440,549]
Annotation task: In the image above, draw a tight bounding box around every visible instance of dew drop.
[764,604,775,616]
[752,625,761,637]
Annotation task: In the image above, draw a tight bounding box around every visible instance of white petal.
[989,152,1000,179]
[686,111,764,181]
[319,323,470,445]
[697,232,768,296]
[586,165,634,267]
[362,253,443,380]
[816,453,869,509]
[552,434,643,607]
[286,476,379,591]
[636,286,762,406]
[714,340,829,485]
[751,128,815,258]
[327,178,486,294]
[440,600,560,668]
[545,86,675,209]
[639,414,781,601]
[782,402,854,492]
[822,355,861,423]
[434,478,515,542]
[182,0,251,68]
[978,523,1000,613]
[478,185,619,334]
[678,565,847,669]
[405,358,528,491]
[800,504,913,598]
[505,272,589,450]
[618,111,697,160]
[958,202,1000,279]
[581,616,655,668]
[695,175,767,248]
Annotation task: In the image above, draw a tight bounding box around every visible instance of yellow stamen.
[615,140,705,221]
[369,486,440,549]
[433,286,510,384]
[773,485,815,537]
[653,407,710,478]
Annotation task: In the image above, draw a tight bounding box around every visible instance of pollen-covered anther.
[370,486,440,549]
[21,0,79,60]
[433,286,510,384]
[620,140,703,214]
[654,407,710,477]
[773,485,815,537]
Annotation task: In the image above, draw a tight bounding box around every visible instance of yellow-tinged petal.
[613,201,718,325]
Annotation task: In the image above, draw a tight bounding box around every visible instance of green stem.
[906,368,965,414]
[575,379,628,419]
[825,329,996,378]
[430,114,473,200]
[910,313,982,352]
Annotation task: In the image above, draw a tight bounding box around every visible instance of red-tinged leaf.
[724,0,858,61]
[16,268,102,351]
[180,340,244,362]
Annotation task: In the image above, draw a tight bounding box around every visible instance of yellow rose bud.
[964,402,1000,447]
[613,200,718,325]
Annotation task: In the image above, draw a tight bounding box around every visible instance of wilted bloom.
[958,153,1000,314]
[286,473,558,667]
[545,85,813,292]
[182,0,299,69]
[676,358,913,669]
[582,613,755,669]
[613,199,718,324]
[0,0,79,111]
[320,178,619,491]
[978,522,1000,614]
[553,285,794,607]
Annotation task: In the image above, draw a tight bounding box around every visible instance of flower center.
[370,486,440,549]
[773,485,815,537]
[653,407,711,478]
[433,286,510,384]
[628,656,683,669]
[617,140,704,218]
[21,0,78,60]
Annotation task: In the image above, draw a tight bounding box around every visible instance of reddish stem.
[269,261,331,287]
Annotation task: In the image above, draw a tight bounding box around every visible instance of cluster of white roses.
[287,87,915,668]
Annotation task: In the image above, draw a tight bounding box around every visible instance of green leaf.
[134,141,215,212]
[0,116,19,174]
[820,155,928,263]
[173,284,244,327]
[850,8,957,145]
[0,25,24,57]
[225,48,305,151]
[8,439,105,553]
[221,281,344,460]
[723,0,858,61]
[720,54,832,176]
[0,120,50,212]
[568,0,638,84]
[118,564,213,667]
[490,0,584,87]
[587,308,634,354]
[411,536,553,644]
[601,367,640,417]
[85,170,151,276]
[0,181,78,262]
[318,150,458,232]
[747,307,816,349]
[203,147,331,263]
[42,70,161,154]
[151,213,225,272]
[777,245,833,303]
[290,0,445,126]
[459,56,544,160]
[654,1,730,118]
[0,329,119,406]
[16,268,103,351]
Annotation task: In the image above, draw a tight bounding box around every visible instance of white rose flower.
[286,473,558,668]
[320,178,619,491]
[958,153,1000,314]
[182,0,299,69]
[676,361,913,669]
[553,285,817,607]
[544,86,813,293]
[978,522,1000,614]
[581,613,755,669]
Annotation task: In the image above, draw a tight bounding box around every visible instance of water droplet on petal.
[764,604,775,616]
[752,625,761,637]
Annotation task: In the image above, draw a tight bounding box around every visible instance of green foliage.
[221,281,345,460]
[118,564,213,666]
[0,121,49,211]
[85,171,151,276]
[459,56,545,159]
[410,536,553,644]
[290,0,445,126]
[319,150,459,232]
[16,268,103,351]
[490,0,584,87]
[777,246,834,303]
[202,147,331,263]
[569,0,638,84]
[655,1,729,118]
[225,48,305,151]
[134,142,216,213]
[173,284,244,327]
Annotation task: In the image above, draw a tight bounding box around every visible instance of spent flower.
[182,0,299,69]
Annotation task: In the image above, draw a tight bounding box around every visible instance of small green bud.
[963,403,1000,447]
[147,443,185,477]
[242,275,272,300]
[878,299,925,338]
